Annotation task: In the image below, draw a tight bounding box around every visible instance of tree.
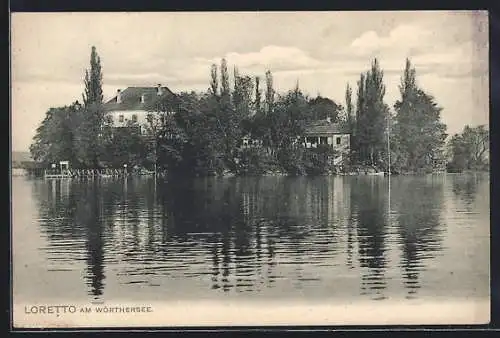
[269,87,308,157]
[105,121,147,168]
[74,46,107,167]
[355,59,390,166]
[220,58,231,106]
[209,64,218,97]
[345,83,354,131]
[265,70,275,114]
[393,58,448,172]
[447,125,489,172]
[144,90,189,175]
[82,46,103,106]
[73,103,107,167]
[308,96,342,122]
[254,76,262,115]
[233,73,254,118]
[351,73,365,163]
[29,103,80,165]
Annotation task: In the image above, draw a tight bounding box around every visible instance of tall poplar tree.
[220,58,231,106]
[265,70,274,114]
[355,59,390,166]
[254,76,262,115]
[343,83,355,164]
[74,46,107,167]
[393,58,447,172]
[82,46,104,106]
[345,83,354,129]
[210,64,218,97]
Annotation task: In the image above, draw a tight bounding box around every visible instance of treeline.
[29,46,488,176]
[148,60,347,176]
[446,124,489,172]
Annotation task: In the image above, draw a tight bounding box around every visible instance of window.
[336,137,341,145]
[320,137,328,145]
[118,114,124,122]
[132,114,138,122]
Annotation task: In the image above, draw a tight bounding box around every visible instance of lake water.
[12,174,490,324]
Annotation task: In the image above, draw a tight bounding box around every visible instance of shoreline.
[12,170,490,181]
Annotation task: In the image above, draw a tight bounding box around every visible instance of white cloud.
[350,24,433,56]
[224,46,325,71]
[105,72,177,86]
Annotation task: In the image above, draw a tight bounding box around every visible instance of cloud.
[350,24,433,56]
[411,41,488,79]
[104,73,177,86]
[180,45,328,80]
[344,24,488,80]
[224,46,325,71]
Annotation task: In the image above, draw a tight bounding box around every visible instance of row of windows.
[118,114,138,123]
[116,111,175,123]
[304,136,343,145]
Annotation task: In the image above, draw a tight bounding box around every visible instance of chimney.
[157,84,162,96]
[116,89,122,103]
[141,93,145,104]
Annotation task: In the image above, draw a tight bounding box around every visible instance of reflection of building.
[102,84,177,135]
[329,177,351,223]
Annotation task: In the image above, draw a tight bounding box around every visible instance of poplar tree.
[82,46,104,106]
[220,58,231,106]
[75,46,107,167]
[254,76,262,115]
[393,58,447,172]
[345,83,354,129]
[210,64,218,97]
[354,59,389,166]
[265,70,274,114]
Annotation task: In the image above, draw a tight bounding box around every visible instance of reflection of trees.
[350,177,388,300]
[33,179,115,298]
[393,177,445,298]
[451,173,488,210]
[155,176,347,293]
[33,175,353,297]
[33,179,152,298]
[77,182,105,297]
[159,178,262,292]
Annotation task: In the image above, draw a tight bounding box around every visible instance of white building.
[102,84,177,135]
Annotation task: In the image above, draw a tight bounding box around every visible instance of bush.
[303,145,338,175]
[237,148,281,175]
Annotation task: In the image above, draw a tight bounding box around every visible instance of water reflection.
[451,173,488,210]
[392,177,445,299]
[350,178,389,300]
[25,174,487,302]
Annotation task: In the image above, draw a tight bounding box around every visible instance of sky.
[11,11,489,152]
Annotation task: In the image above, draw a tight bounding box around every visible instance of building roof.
[303,120,349,135]
[103,85,177,112]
